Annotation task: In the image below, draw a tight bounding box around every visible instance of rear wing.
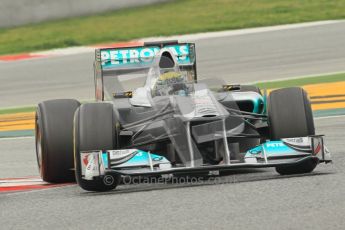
[94,41,197,101]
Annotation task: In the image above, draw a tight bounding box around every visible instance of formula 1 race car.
[35,41,331,191]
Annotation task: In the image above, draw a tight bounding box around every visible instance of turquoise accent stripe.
[313,108,345,117]
[251,97,264,114]
[0,130,34,138]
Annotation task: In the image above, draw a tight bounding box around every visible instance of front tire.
[268,87,314,140]
[35,99,80,183]
[275,158,318,175]
[267,87,317,175]
[74,103,120,192]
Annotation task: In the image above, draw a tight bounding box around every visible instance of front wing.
[80,135,331,179]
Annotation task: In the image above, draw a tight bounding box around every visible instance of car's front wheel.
[35,99,80,183]
[74,103,120,192]
[267,87,317,175]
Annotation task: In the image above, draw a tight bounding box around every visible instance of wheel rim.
[35,116,43,177]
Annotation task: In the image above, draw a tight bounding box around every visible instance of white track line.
[35,46,94,56]
[0,136,34,141]
[140,20,343,42]
[249,71,345,85]
[315,114,345,120]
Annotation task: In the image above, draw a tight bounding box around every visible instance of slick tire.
[275,158,319,175]
[268,87,314,140]
[74,103,120,192]
[35,99,80,183]
[267,87,317,175]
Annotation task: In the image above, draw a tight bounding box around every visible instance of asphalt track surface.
[0,21,345,107]
[0,116,344,230]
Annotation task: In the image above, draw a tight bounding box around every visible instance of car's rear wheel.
[74,103,120,192]
[35,99,80,183]
[267,87,317,175]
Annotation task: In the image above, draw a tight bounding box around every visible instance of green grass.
[1,0,345,55]
[255,72,345,89]
[0,106,36,115]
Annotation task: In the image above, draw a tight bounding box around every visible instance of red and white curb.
[0,53,48,62]
[0,41,142,62]
[0,176,72,193]
[0,20,342,62]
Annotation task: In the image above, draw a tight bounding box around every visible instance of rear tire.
[74,103,120,192]
[267,87,317,175]
[35,99,80,183]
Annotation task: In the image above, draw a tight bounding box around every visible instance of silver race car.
[35,41,331,191]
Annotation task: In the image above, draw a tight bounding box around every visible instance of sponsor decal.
[314,143,321,154]
[110,150,171,168]
[108,149,138,166]
[282,137,310,148]
[82,154,89,166]
[312,137,323,156]
[108,149,138,160]
[284,137,304,143]
[84,153,100,180]
[101,44,191,68]
[266,142,285,148]
[246,141,306,159]
[81,152,90,176]
[81,151,102,180]
[263,141,297,154]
